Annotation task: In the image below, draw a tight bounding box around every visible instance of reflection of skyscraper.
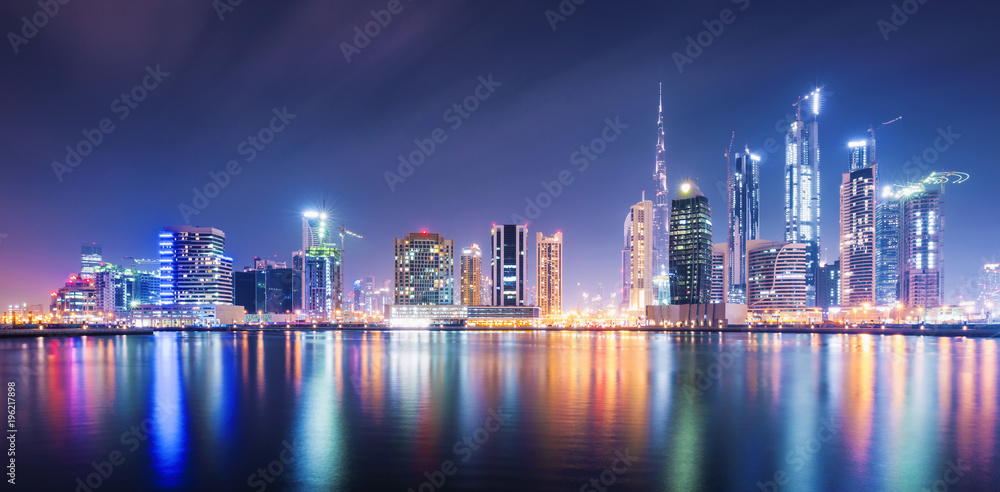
[727,149,760,304]
[839,166,877,307]
[785,88,822,306]
[395,231,454,306]
[491,224,527,306]
[81,243,102,280]
[670,180,713,305]
[652,84,671,304]
[536,232,563,316]
[460,244,483,306]
[625,197,654,312]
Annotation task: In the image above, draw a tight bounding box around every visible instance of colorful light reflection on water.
[1,331,997,491]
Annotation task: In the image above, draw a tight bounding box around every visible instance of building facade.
[727,149,760,304]
[460,244,483,306]
[624,198,654,312]
[875,188,900,306]
[899,186,943,309]
[711,243,726,304]
[669,180,713,305]
[158,226,233,305]
[817,260,841,310]
[234,267,301,315]
[81,243,102,280]
[304,245,342,318]
[747,240,808,311]
[536,232,563,316]
[839,167,877,307]
[784,88,822,307]
[491,224,527,306]
[395,231,455,306]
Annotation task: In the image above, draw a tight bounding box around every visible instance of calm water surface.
[2,331,997,491]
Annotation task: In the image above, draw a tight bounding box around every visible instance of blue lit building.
[727,148,760,304]
[784,88,822,307]
[158,226,234,305]
[875,187,900,305]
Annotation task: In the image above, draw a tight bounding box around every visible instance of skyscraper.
[625,197,654,312]
[747,240,808,311]
[304,244,342,318]
[651,84,671,304]
[848,138,874,172]
[898,185,943,309]
[395,231,454,306]
[711,243,726,304]
[839,166,877,308]
[669,180,713,305]
[81,243,102,280]
[158,226,234,305]
[785,87,822,306]
[460,244,483,306]
[300,210,344,314]
[727,148,760,304]
[536,232,563,316]
[491,224,527,306]
[875,187,900,305]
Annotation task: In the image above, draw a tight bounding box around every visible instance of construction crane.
[868,116,902,163]
[336,224,363,252]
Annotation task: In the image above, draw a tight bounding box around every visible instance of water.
[2,331,997,491]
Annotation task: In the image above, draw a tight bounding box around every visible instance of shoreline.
[1,324,997,339]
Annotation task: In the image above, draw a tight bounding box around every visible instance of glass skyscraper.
[875,188,900,305]
[491,224,527,306]
[784,88,822,307]
[669,180,713,305]
[899,185,943,309]
[394,231,454,306]
[651,84,671,305]
[727,148,760,304]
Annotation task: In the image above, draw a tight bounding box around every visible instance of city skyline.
[1,1,998,311]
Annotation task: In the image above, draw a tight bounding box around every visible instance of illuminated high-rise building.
[727,148,760,304]
[304,245,342,318]
[81,243,102,280]
[839,166,877,308]
[784,87,822,306]
[875,188,900,305]
[747,240,808,310]
[711,243,726,304]
[158,226,233,305]
[395,231,454,306]
[536,232,563,316]
[624,197,654,312]
[898,185,943,309]
[669,180,713,305]
[978,263,1000,315]
[491,224,527,306]
[651,84,671,304]
[848,137,875,172]
[460,244,483,306]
